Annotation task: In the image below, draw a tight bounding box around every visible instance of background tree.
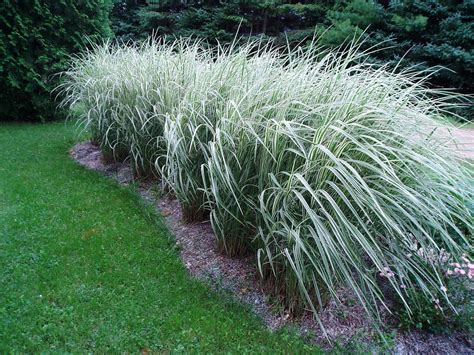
[0,0,113,121]
[115,0,473,115]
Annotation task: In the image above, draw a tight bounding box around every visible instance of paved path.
[446,127,474,160]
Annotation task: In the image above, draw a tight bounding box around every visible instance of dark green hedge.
[113,0,473,107]
[0,0,112,122]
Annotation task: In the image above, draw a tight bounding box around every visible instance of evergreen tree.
[0,0,113,121]
[116,0,473,102]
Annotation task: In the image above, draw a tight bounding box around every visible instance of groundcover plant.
[57,37,473,333]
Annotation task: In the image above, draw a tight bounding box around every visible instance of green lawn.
[0,122,317,352]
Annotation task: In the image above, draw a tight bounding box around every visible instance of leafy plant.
[396,257,473,333]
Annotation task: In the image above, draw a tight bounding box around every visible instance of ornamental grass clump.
[159,42,273,222]
[58,37,473,331]
[57,39,204,176]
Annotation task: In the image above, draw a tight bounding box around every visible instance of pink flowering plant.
[395,252,473,333]
[446,255,474,279]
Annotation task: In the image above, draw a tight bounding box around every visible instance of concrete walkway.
[446,127,474,160]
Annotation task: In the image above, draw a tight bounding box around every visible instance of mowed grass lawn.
[0,122,316,352]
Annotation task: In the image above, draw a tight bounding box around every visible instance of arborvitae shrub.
[0,0,112,121]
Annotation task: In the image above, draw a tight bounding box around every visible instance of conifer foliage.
[0,0,112,121]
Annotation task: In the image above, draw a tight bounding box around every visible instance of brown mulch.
[70,140,473,353]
